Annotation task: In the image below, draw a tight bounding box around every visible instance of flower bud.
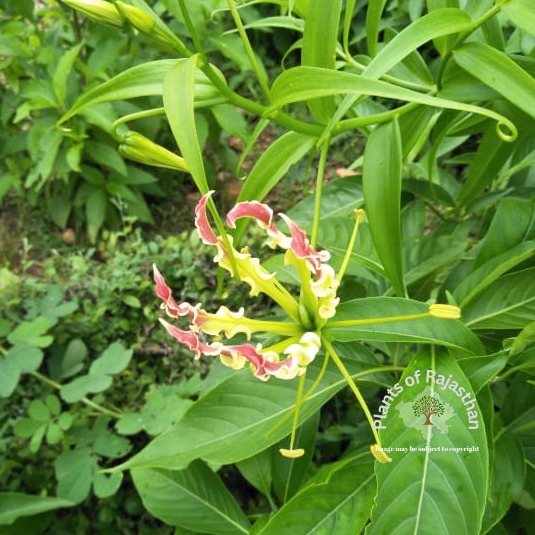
[115,1,155,33]
[115,1,185,51]
[119,131,189,172]
[61,0,124,27]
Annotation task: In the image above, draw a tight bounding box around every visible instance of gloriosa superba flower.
[154,192,461,462]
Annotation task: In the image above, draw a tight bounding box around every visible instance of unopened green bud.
[115,1,155,33]
[115,1,185,52]
[119,131,189,172]
[61,0,124,27]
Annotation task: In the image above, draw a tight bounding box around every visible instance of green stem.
[496,362,535,382]
[323,339,382,445]
[226,0,271,100]
[310,139,329,248]
[112,108,166,137]
[342,53,435,93]
[31,371,123,419]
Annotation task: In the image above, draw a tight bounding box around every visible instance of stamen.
[337,209,365,284]
[370,443,392,463]
[428,304,461,319]
[279,372,307,458]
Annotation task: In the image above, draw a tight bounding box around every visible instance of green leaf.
[46,422,64,445]
[52,43,83,105]
[85,188,107,243]
[13,419,42,439]
[51,338,88,379]
[474,198,535,269]
[365,8,471,78]
[0,358,21,398]
[29,424,46,453]
[238,131,316,205]
[301,0,343,123]
[0,493,73,526]
[117,387,194,437]
[89,342,133,376]
[131,461,251,535]
[256,456,375,535]
[236,449,273,501]
[233,131,317,244]
[6,345,43,374]
[367,350,488,535]
[453,241,535,307]
[286,176,364,226]
[510,322,535,357]
[94,431,132,459]
[93,472,123,499]
[453,42,535,121]
[320,8,471,143]
[163,55,209,193]
[481,432,525,533]
[60,374,113,403]
[457,352,508,394]
[122,295,142,308]
[55,447,95,505]
[111,351,390,472]
[85,141,127,176]
[363,119,405,297]
[365,0,387,57]
[58,412,74,431]
[269,67,517,138]
[325,297,484,354]
[7,317,54,348]
[28,399,51,423]
[502,0,535,37]
[462,268,535,330]
[36,285,78,320]
[46,396,61,417]
[59,60,221,124]
[498,373,535,436]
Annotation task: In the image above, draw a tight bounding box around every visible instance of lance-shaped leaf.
[59,60,222,124]
[481,432,526,533]
[132,461,250,535]
[462,268,535,330]
[269,67,517,139]
[453,241,535,308]
[255,456,375,535]
[110,352,393,472]
[325,297,484,354]
[301,0,343,123]
[233,131,316,242]
[363,118,405,297]
[502,0,535,37]
[366,350,488,535]
[453,42,535,121]
[163,55,210,193]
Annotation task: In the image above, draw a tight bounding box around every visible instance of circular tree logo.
[413,395,446,426]
[397,387,456,438]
